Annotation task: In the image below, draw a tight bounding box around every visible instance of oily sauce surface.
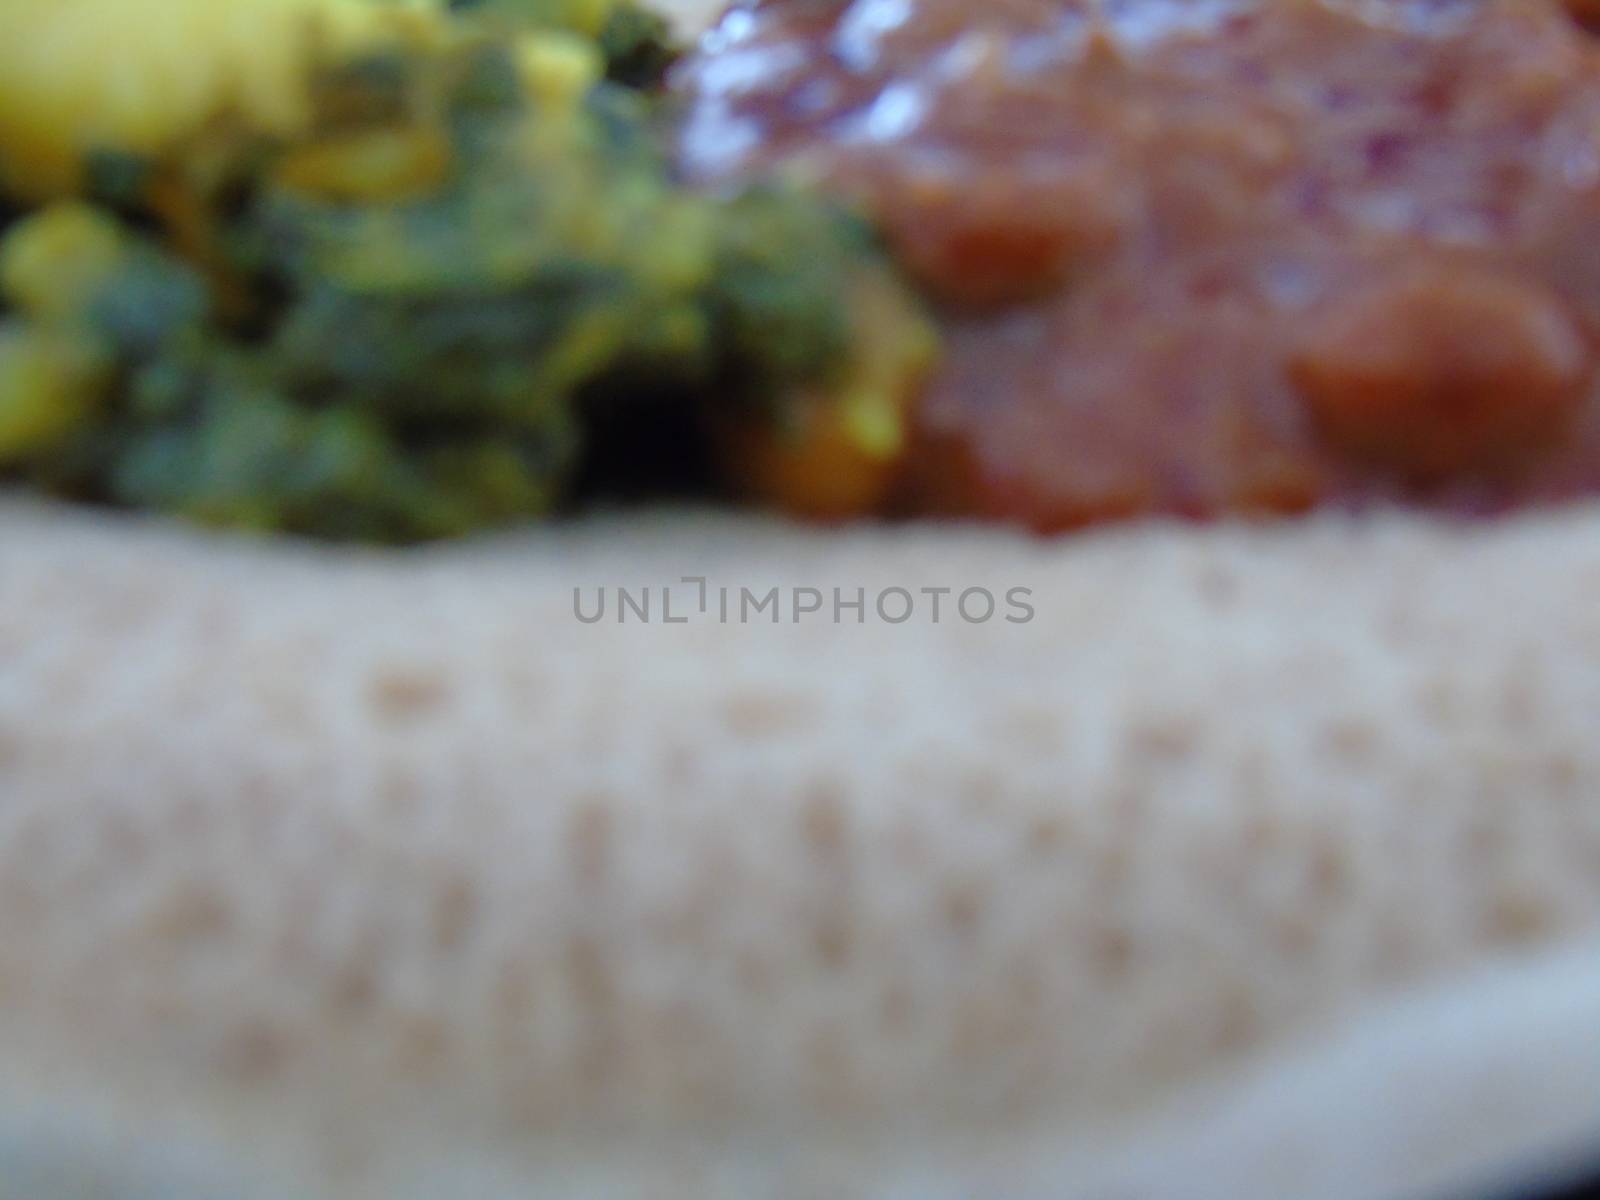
[675,0,1600,527]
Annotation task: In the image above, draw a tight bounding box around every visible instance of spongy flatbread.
[0,495,1597,1199]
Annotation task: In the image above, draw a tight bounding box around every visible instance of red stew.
[674,0,1600,528]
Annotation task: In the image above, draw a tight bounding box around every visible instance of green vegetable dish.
[0,0,935,541]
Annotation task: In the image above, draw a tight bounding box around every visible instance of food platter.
[0,3,1596,1198]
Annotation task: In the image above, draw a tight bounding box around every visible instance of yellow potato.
[0,322,109,461]
[0,202,128,323]
[0,0,435,199]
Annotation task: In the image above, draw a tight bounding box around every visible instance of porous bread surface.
[0,496,1597,1197]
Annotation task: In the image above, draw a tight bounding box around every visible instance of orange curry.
[675,0,1600,528]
